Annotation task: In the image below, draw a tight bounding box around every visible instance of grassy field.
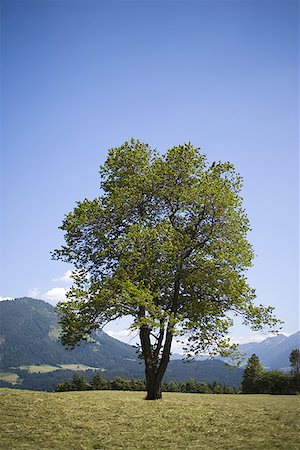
[0,389,299,450]
[17,364,103,373]
[0,373,21,384]
[18,365,61,373]
[3,364,104,374]
[59,364,104,371]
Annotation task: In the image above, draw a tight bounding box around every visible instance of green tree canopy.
[241,354,264,393]
[53,139,281,399]
[289,349,300,376]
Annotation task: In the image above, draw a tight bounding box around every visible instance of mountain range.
[171,331,300,370]
[237,332,300,369]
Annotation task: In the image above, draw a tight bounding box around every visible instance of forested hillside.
[0,297,138,369]
[0,298,243,390]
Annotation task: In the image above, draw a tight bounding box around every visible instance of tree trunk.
[139,319,174,400]
[145,364,162,400]
[144,332,173,400]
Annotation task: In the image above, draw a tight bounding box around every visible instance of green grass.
[0,389,299,450]
[0,365,104,386]
[18,365,61,373]
[14,364,103,375]
[59,364,103,371]
[0,373,21,384]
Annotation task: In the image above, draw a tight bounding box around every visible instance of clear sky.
[1,0,299,347]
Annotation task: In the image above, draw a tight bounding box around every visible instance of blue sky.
[1,0,299,347]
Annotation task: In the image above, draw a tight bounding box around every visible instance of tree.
[261,370,289,395]
[56,373,90,391]
[90,374,109,390]
[53,139,281,400]
[241,354,264,393]
[71,373,90,391]
[289,349,300,376]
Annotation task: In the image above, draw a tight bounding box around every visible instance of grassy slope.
[18,365,61,373]
[17,364,103,373]
[0,373,20,384]
[0,389,299,450]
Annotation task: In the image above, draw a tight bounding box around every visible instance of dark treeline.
[56,373,238,394]
[242,370,299,395]
[241,353,300,395]
[0,362,242,392]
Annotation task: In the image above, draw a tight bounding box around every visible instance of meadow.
[17,364,103,373]
[0,389,299,450]
[0,364,105,388]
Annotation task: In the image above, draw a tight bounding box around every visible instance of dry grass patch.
[59,364,102,371]
[0,389,299,449]
[18,365,61,373]
[0,373,21,384]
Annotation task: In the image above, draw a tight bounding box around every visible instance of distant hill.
[0,297,144,391]
[0,297,139,371]
[0,297,243,389]
[237,332,300,369]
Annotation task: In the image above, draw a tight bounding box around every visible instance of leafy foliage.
[241,353,300,395]
[289,349,300,376]
[55,373,237,394]
[241,354,264,393]
[53,139,281,399]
